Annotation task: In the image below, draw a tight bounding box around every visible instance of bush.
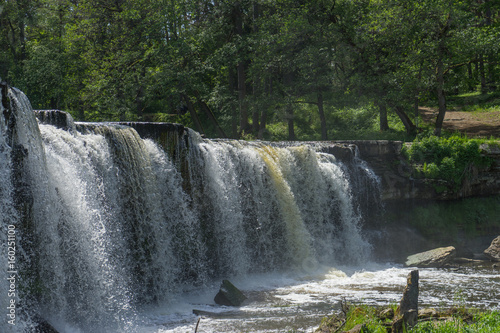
[406,135,493,185]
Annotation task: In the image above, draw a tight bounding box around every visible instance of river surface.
[134,262,499,333]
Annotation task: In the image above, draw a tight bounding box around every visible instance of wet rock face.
[405,246,456,268]
[484,236,500,261]
[35,110,76,132]
[337,140,500,201]
[397,270,419,316]
[214,280,247,306]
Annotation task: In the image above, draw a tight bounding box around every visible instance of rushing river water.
[132,262,499,333]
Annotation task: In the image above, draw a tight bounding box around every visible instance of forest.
[1,0,499,140]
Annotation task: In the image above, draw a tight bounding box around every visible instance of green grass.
[234,90,500,141]
[410,311,500,333]
[447,91,500,109]
[318,305,500,333]
[319,305,391,333]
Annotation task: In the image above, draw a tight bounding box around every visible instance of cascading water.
[1,87,381,332]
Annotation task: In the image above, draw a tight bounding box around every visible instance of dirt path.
[419,107,500,138]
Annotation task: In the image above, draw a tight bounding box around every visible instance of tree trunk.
[18,17,26,62]
[252,107,260,135]
[258,109,267,139]
[467,63,474,92]
[234,2,249,135]
[488,55,497,92]
[394,106,416,135]
[378,103,389,131]
[414,97,419,130]
[197,98,227,138]
[182,94,204,135]
[228,66,238,138]
[136,83,144,120]
[251,1,260,135]
[479,55,487,94]
[317,92,327,140]
[283,70,295,141]
[238,62,249,134]
[258,76,272,139]
[435,58,446,136]
[287,103,295,141]
[252,78,260,135]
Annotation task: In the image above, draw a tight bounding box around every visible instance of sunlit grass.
[318,305,500,333]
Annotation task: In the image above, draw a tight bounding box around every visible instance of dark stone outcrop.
[484,236,500,261]
[35,110,75,132]
[35,111,189,156]
[397,270,419,316]
[113,121,185,139]
[214,280,247,306]
[405,246,456,268]
[392,270,419,333]
[336,140,500,201]
[1,78,9,118]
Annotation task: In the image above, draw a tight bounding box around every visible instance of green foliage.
[321,305,500,333]
[407,135,493,184]
[327,105,413,141]
[1,0,500,138]
[410,311,500,333]
[448,91,500,109]
[340,305,388,333]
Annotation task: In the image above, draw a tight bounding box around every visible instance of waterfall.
[0,88,380,332]
[1,89,23,332]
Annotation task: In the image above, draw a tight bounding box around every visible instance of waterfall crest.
[1,89,380,332]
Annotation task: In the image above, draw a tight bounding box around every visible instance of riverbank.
[317,304,500,333]
[316,264,500,333]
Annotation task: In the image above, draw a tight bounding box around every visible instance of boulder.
[214,280,247,306]
[392,270,419,333]
[418,308,439,319]
[405,246,456,268]
[35,110,76,132]
[378,307,394,321]
[484,236,500,262]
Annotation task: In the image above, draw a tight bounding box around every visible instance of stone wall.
[34,111,500,201]
[338,140,500,201]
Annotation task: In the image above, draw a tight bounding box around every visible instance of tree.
[0,0,40,81]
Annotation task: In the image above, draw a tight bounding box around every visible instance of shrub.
[407,135,493,185]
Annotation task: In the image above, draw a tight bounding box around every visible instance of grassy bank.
[317,304,500,333]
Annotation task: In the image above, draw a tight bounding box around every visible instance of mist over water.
[1,88,497,333]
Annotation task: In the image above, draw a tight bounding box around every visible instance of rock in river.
[405,246,456,268]
[214,280,247,306]
[484,236,500,262]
